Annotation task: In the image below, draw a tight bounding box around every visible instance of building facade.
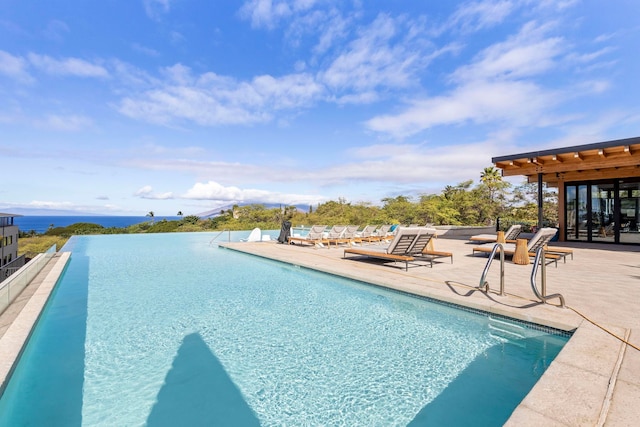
[1,213,22,281]
[493,137,640,245]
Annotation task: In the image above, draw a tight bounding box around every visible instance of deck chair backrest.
[407,228,437,255]
[327,225,347,238]
[307,225,327,240]
[504,224,522,240]
[246,227,262,242]
[527,228,558,252]
[359,225,377,237]
[376,224,391,236]
[385,227,421,255]
[343,225,360,238]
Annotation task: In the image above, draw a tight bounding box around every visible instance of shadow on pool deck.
[147,333,260,427]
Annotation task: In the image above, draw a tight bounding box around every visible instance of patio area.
[221,236,640,426]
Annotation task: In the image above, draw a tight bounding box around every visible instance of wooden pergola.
[492,136,640,242]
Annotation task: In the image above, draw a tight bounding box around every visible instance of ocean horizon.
[14,216,181,234]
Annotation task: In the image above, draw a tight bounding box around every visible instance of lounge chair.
[241,227,262,242]
[323,225,348,248]
[472,228,560,264]
[409,231,453,265]
[343,227,450,270]
[371,224,394,242]
[469,224,522,243]
[543,245,574,262]
[353,225,378,244]
[326,225,362,247]
[288,225,327,247]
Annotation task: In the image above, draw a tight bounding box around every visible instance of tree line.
[30,167,558,238]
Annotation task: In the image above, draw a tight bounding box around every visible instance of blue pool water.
[0,233,569,426]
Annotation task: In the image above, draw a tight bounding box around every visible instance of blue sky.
[1,0,639,216]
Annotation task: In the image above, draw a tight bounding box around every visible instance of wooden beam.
[573,152,582,160]
[500,152,640,176]
[598,149,606,158]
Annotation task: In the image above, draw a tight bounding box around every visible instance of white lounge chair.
[287,225,327,247]
[241,227,262,242]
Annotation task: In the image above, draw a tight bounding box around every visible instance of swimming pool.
[0,232,569,426]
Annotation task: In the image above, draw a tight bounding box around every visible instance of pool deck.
[219,237,640,426]
[0,237,638,425]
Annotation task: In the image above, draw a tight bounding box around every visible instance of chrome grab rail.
[209,229,231,245]
[530,247,566,308]
[479,243,505,295]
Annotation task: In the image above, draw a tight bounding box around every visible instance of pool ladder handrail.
[530,247,566,308]
[209,229,231,245]
[478,243,505,296]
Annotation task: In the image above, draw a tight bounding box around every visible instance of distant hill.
[197,203,310,218]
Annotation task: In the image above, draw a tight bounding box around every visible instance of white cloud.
[144,0,171,21]
[42,20,70,42]
[449,0,516,33]
[320,14,419,92]
[239,0,321,29]
[451,21,564,83]
[365,20,571,137]
[366,80,555,137]
[38,114,93,131]
[134,185,174,199]
[0,50,32,83]
[182,180,325,205]
[117,64,324,126]
[28,53,109,78]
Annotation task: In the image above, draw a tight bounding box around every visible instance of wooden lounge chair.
[323,225,348,248]
[472,228,560,264]
[343,227,450,270]
[469,224,522,243]
[353,225,378,244]
[288,225,327,247]
[326,225,360,248]
[544,245,574,262]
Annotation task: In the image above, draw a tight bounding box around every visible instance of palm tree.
[146,211,155,224]
[480,166,502,202]
[177,211,183,217]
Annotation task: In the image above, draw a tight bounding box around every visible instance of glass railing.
[0,244,57,316]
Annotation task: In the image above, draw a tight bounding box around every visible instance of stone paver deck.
[220,237,640,426]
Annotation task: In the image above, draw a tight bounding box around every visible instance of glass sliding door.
[565,186,577,240]
[619,181,640,244]
[576,184,589,241]
[591,183,616,243]
[565,179,640,244]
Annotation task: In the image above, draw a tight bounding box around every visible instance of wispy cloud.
[0,50,33,83]
[143,0,171,21]
[28,53,109,77]
[117,64,324,126]
[365,20,572,137]
[37,114,94,131]
[182,180,325,205]
[134,185,174,199]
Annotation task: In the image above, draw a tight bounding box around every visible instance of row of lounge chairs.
[287,224,395,248]
[470,226,574,264]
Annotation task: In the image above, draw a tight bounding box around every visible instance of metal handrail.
[479,243,505,295]
[530,247,566,308]
[209,229,231,245]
